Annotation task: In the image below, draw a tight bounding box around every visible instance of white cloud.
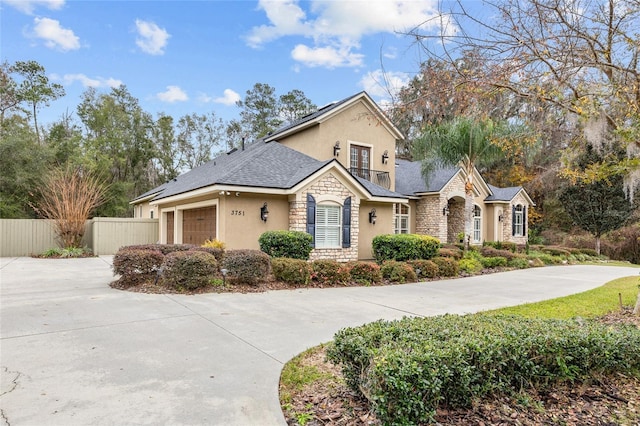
[247,0,448,68]
[157,86,188,102]
[51,73,122,88]
[135,19,170,55]
[360,69,410,99]
[4,0,64,14]
[32,17,80,51]
[291,44,363,68]
[213,89,240,106]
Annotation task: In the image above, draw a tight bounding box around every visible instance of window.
[513,205,524,236]
[394,203,409,234]
[473,205,481,243]
[350,144,371,180]
[316,205,341,248]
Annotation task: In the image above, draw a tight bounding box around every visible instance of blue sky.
[1,0,463,126]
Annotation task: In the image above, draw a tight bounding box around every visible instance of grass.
[487,275,640,319]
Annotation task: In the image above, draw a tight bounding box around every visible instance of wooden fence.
[0,218,158,257]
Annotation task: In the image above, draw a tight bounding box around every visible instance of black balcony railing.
[349,167,391,189]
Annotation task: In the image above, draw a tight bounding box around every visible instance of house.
[131,92,534,260]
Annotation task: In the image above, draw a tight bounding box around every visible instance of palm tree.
[414,117,503,250]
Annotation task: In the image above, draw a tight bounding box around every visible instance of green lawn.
[487,275,640,319]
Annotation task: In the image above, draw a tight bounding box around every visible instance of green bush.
[348,261,382,285]
[506,257,530,268]
[459,257,483,274]
[432,256,459,277]
[259,230,313,260]
[327,314,640,425]
[162,250,217,290]
[407,259,439,279]
[189,246,225,265]
[271,258,312,286]
[112,248,165,285]
[223,249,271,285]
[483,241,518,252]
[481,256,508,269]
[541,246,571,257]
[480,246,521,261]
[372,234,440,262]
[312,260,350,285]
[380,261,417,283]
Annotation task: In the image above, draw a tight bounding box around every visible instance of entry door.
[350,145,370,179]
[182,207,216,245]
[166,212,174,244]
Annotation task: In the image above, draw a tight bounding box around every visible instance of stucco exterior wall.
[358,201,394,260]
[278,102,398,191]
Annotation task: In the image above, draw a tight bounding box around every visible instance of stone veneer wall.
[415,195,446,241]
[289,173,359,262]
[446,200,465,244]
[502,192,530,245]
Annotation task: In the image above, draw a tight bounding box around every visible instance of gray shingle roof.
[394,159,460,195]
[485,184,523,202]
[150,140,329,201]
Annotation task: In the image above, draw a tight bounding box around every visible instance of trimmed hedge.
[380,261,417,283]
[372,234,440,262]
[432,256,459,277]
[312,260,350,285]
[327,314,640,425]
[271,258,312,286]
[162,250,218,290]
[481,256,508,269]
[223,249,271,285]
[112,248,164,284]
[259,230,313,260]
[348,261,382,285]
[407,259,439,279]
[459,257,483,274]
[437,247,463,259]
[122,243,196,255]
[189,246,225,265]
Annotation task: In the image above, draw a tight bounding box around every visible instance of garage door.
[182,207,216,245]
[166,212,175,244]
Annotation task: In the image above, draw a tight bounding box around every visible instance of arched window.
[513,204,524,237]
[473,205,482,243]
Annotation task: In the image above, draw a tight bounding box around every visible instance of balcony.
[349,167,391,189]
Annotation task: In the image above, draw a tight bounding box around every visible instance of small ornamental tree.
[34,166,108,248]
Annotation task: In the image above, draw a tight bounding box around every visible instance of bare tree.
[406,0,640,194]
[34,167,108,248]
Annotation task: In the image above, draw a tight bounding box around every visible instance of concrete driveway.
[0,256,637,425]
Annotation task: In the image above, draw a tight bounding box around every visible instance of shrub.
[437,247,463,259]
[432,256,459,277]
[407,259,439,279]
[372,234,440,262]
[541,246,571,257]
[380,261,417,283]
[162,250,218,290]
[481,256,508,269]
[123,243,196,255]
[271,258,312,286]
[459,257,483,274]
[223,249,271,285]
[202,238,226,249]
[507,257,530,269]
[259,230,313,260]
[112,248,164,284]
[312,260,350,285]
[348,262,382,285]
[189,246,224,265]
[480,246,521,261]
[327,314,640,425]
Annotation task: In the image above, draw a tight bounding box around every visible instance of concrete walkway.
[0,256,636,425]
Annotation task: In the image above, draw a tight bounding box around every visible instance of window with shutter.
[316,205,341,248]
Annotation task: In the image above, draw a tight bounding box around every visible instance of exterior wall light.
[260,202,269,222]
[443,206,450,216]
[333,141,341,157]
[382,150,389,164]
[498,213,504,222]
[369,208,377,224]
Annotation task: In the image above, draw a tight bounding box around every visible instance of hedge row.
[372,234,440,262]
[327,314,640,425]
